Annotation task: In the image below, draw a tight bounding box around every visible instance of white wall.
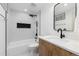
[0,4,5,56]
[40,3,79,41]
[7,10,36,43]
[40,5,58,36]
[0,16,5,56]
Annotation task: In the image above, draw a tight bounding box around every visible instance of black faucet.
[57,28,65,39]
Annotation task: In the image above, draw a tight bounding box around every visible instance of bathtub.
[7,39,39,56]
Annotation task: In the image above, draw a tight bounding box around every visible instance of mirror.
[54,3,77,31]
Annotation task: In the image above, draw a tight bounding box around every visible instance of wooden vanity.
[39,38,76,56]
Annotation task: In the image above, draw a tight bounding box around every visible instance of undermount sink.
[45,36,71,43]
[45,35,60,39]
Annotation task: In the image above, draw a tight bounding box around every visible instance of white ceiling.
[8,3,54,14]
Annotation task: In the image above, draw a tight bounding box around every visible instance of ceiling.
[8,3,54,14]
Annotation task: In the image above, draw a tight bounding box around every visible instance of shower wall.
[7,9,36,43]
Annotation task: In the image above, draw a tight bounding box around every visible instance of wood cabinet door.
[47,43,57,56]
[39,39,52,56]
[39,43,49,56]
[61,49,76,56]
[51,45,76,56]
[54,46,65,56]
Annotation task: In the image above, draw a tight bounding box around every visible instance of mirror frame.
[53,3,77,31]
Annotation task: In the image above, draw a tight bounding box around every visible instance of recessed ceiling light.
[64,3,68,6]
[24,9,27,12]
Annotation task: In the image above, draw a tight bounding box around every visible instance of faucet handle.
[62,34,65,38]
[63,28,67,31]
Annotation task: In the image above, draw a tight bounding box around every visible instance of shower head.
[29,14,37,17]
[30,3,37,7]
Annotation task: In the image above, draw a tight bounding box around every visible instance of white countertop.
[39,35,79,55]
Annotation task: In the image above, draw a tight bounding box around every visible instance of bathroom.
[0,3,79,56]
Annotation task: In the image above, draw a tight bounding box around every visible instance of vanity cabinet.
[39,38,76,56]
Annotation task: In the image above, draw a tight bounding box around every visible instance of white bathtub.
[7,39,39,56]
